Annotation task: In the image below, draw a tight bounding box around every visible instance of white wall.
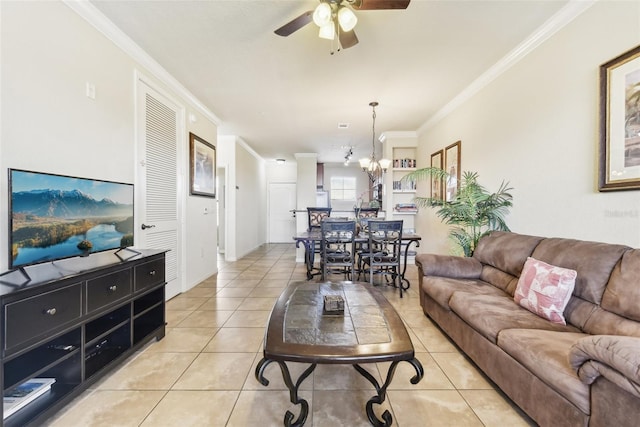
[416,0,640,254]
[217,135,267,260]
[1,1,219,289]
[235,140,267,258]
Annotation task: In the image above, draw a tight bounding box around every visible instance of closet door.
[135,76,184,300]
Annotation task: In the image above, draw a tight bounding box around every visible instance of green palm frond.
[408,167,513,256]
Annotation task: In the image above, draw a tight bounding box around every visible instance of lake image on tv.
[13,224,128,266]
[10,170,134,268]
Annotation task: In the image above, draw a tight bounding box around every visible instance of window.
[330,177,356,200]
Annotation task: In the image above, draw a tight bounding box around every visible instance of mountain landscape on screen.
[10,170,134,268]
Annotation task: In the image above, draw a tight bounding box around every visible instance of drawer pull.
[149,270,156,276]
[109,285,118,292]
[45,308,57,316]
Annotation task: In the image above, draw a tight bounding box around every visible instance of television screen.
[9,169,134,269]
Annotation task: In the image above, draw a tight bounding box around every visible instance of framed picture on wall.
[189,132,216,198]
[444,141,461,201]
[599,44,640,191]
[430,149,444,201]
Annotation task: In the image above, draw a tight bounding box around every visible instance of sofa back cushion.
[530,238,628,305]
[601,249,640,322]
[473,231,544,292]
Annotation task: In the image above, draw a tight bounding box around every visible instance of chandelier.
[312,1,358,40]
[359,102,391,183]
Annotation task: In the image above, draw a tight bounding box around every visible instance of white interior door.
[269,183,296,243]
[135,76,184,300]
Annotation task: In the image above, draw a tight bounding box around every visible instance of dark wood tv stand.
[0,250,167,426]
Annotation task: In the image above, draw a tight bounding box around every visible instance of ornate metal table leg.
[295,239,314,280]
[255,357,317,427]
[399,240,420,297]
[353,358,424,426]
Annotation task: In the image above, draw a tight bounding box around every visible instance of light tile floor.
[46,243,534,426]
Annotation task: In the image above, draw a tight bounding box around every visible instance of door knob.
[141,224,156,230]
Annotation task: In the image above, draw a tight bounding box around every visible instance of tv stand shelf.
[0,250,167,426]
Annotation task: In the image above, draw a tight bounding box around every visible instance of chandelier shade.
[312,3,332,27]
[337,7,358,31]
[318,21,336,40]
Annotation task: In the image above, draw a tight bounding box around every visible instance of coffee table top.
[262,281,414,364]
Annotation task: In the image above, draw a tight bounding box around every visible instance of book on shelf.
[392,180,416,191]
[394,203,418,212]
[393,158,416,168]
[3,378,56,419]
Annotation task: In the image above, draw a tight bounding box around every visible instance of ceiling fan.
[274,0,410,50]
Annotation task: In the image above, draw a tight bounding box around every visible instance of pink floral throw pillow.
[514,257,577,325]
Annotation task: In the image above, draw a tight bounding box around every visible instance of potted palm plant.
[402,168,513,256]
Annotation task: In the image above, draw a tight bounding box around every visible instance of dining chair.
[320,220,356,281]
[355,207,379,219]
[360,220,405,296]
[307,207,332,231]
[306,207,332,270]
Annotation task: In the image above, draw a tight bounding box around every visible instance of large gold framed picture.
[599,44,640,191]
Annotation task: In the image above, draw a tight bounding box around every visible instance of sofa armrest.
[415,254,482,279]
[569,335,640,398]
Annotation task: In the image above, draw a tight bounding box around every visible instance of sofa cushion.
[479,265,519,295]
[514,257,577,325]
[449,293,579,343]
[498,329,591,414]
[422,277,509,311]
[473,231,544,278]
[602,249,640,322]
[582,306,640,338]
[530,238,628,305]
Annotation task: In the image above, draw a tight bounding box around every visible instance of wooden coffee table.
[255,281,423,427]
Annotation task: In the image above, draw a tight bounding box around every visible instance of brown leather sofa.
[415,231,640,427]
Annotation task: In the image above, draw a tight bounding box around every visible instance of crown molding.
[236,136,263,162]
[63,0,221,126]
[418,0,596,134]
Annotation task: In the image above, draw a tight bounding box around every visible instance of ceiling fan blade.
[339,29,359,49]
[352,0,410,10]
[274,10,313,36]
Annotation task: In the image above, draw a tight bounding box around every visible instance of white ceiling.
[90,0,569,164]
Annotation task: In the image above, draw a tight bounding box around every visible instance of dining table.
[293,230,421,291]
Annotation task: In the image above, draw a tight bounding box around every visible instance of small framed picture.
[430,149,444,201]
[444,141,461,201]
[599,44,640,191]
[189,132,216,198]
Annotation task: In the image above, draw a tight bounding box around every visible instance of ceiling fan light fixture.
[318,21,335,40]
[337,6,358,32]
[312,2,332,27]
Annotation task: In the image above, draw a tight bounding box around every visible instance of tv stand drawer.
[86,269,132,313]
[134,258,165,292]
[4,283,82,352]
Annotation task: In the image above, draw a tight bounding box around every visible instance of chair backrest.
[320,220,356,276]
[307,207,332,230]
[320,220,356,248]
[367,220,403,262]
[356,207,379,219]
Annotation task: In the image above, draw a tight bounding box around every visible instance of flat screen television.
[9,169,134,269]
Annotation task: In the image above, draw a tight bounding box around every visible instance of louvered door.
[135,77,183,300]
